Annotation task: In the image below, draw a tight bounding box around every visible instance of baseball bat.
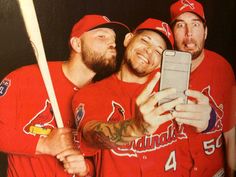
[17,0,64,128]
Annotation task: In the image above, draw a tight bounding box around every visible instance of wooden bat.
[17,0,64,128]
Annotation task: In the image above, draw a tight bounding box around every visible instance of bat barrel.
[17,0,64,128]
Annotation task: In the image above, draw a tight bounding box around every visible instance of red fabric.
[185,49,235,177]
[134,18,174,48]
[170,0,205,23]
[72,49,235,177]
[0,62,78,177]
[73,72,192,177]
[70,15,129,39]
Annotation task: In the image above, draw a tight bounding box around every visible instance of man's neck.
[117,65,149,84]
[62,57,95,88]
[191,50,205,72]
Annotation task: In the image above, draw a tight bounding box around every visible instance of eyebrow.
[142,34,152,40]
[142,34,165,50]
[175,18,202,23]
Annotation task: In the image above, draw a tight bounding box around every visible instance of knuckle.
[135,98,141,106]
[206,106,211,113]
[139,105,146,114]
[204,96,209,102]
[157,105,165,114]
[161,104,169,112]
[202,96,209,103]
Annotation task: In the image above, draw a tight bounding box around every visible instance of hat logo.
[180,0,195,11]
[103,16,111,22]
[155,22,171,38]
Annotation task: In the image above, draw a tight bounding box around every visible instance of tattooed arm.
[83,119,145,148]
[82,73,183,148]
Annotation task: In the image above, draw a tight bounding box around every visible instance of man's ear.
[123,33,134,47]
[204,26,208,40]
[70,37,81,53]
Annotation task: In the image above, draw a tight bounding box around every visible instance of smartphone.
[159,50,192,105]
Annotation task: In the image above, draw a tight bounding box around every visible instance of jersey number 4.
[165,151,177,171]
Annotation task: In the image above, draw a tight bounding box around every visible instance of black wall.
[0,0,235,176]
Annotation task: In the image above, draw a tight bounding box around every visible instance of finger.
[173,111,202,120]
[64,161,87,175]
[138,92,160,114]
[136,72,160,104]
[66,154,85,163]
[65,168,74,174]
[175,117,200,125]
[64,158,86,170]
[186,90,209,104]
[155,97,183,115]
[175,117,202,131]
[187,99,196,104]
[175,104,211,113]
[56,148,79,161]
[155,113,174,126]
[156,88,177,103]
[140,88,177,114]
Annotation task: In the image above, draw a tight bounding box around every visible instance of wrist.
[35,136,46,155]
[132,119,149,136]
[36,136,53,155]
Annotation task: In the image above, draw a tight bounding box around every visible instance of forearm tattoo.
[83,119,145,149]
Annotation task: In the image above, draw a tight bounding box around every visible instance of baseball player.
[169,0,235,176]
[69,18,195,177]
[0,14,129,177]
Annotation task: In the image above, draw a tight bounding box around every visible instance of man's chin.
[105,53,116,60]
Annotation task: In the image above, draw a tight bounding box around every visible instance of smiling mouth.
[137,54,149,64]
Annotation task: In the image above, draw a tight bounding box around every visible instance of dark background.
[0,0,235,176]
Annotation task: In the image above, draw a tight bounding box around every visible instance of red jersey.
[186,49,235,177]
[0,62,78,177]
[72,73,191,177]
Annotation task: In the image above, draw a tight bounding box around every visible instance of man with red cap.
[65,18,193,177]
[170,0,235,176]
[0,14,129,177]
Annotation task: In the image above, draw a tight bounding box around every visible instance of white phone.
[159,50,192,105]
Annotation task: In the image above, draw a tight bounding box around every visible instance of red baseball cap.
[134,18,174,49]
[170,0,205,23]
[70,14,130,39]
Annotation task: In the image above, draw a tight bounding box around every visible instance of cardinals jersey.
[185,49,235,177]
[72,72,192,177]
[0,62,78,177]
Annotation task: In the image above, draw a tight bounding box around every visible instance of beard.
[81,43,116,74]
[191,50,202,60]
[175,38,205,60]
[124,50,151,77]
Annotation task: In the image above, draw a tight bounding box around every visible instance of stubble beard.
[175,41,205,60]
[124,51,150,77]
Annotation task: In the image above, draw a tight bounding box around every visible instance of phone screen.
[159,50,192,105]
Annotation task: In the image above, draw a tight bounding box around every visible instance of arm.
[82,73,183,148]
[0,70,74,156]
[0,73,39,155]
[83,119,144,148]
[0,122,39,155]
[224,127,236,177]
